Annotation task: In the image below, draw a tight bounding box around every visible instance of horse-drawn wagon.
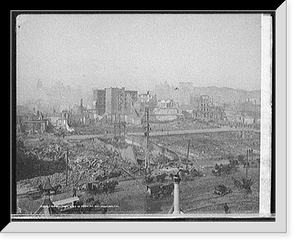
[213,184,232,196]
[87,180,119,195]
[146,183,174,199]
[26,183,62,200]
[212,162,239,176]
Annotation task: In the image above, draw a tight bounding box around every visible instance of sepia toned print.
[14,13,272,219]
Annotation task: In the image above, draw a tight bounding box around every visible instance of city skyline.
[16,13,261,105]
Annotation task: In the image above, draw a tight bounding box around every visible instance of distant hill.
[192,86,261,105]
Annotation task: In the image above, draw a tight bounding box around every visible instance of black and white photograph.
[5,5,288,233]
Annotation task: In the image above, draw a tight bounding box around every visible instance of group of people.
[214,163,224,176]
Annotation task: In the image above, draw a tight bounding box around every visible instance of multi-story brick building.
[93,87,138,121]
[93,89,106,116]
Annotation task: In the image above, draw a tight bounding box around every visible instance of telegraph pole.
[118,114,120,137]
[123,120,126,138]
[186,140,191,170]
[113,113,117,138]
[144,107,150,174]
[186,140,190,160]
[246,148,250,179]
[65,148,69,187]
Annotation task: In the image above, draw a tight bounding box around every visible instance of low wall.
[125,135,179,161]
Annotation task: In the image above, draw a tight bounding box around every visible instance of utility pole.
[186,140,190,170]
[249,148,253,163]
[118,114,121,138]
[123,120,126,138]
[65,148,69,187]
[144,107,150,174]
[113,113,117,138]
[246,148,250,179]
[186,140,190,160]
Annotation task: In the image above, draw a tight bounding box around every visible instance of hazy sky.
[16,13,261,100]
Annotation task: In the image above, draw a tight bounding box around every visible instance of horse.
[99,180,119,194]
[51,184,62,194]
[155,173,168,183]
[37,182,62,194]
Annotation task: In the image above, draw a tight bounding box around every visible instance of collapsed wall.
[93,138,137,165]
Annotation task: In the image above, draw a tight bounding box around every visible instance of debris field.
[16,124,260,215]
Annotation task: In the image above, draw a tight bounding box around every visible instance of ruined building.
[93,87,138,122]
[191,95,225,121]
[93,89,106,116]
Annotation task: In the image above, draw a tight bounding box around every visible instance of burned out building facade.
[93,89,106,116]
[191,95,226,121]
[93,87,138,122]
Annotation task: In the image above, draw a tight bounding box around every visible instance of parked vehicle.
[213,185,232,196]
[146,183,174,199]
[87,180,119,194]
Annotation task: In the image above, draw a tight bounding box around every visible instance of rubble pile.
[16,139,67,182]
[132,145,145,160]
[17,136,145,193]
[150,153,171,165]
[60,141,130,186]
[25,143,66,162]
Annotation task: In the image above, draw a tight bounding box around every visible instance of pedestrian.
[72,187,77,197]
[224,203,230,214]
